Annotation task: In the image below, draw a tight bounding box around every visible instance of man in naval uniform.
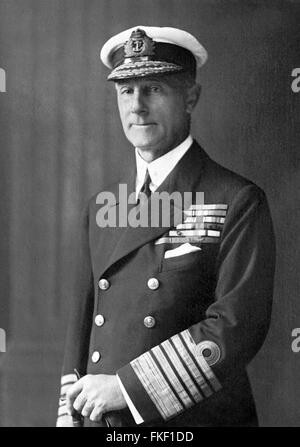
[56,26,276,427]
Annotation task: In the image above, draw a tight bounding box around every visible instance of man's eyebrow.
[142,77,166,85]
[115,82,132,89]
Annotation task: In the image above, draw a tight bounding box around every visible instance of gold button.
[144,316,156,328]
[147,278,160,290]
[91,351,101,363]
[95,314,105,327]
[98,278,110,290]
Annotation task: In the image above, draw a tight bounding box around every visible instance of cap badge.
[124,28,155,59]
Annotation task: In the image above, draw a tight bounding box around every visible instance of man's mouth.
[131,123,156,127]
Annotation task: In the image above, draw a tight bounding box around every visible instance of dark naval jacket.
[57,140,276,427]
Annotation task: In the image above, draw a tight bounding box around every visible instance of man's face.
[115,76,196,159]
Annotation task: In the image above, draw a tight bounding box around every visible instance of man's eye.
[149,85,160,93]
[120,88,132,95]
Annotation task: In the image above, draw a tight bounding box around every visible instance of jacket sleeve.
[117,184,276,424]
[56,203,94,427]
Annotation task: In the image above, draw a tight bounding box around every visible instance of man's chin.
[126,128,161,148]
[127,137,160,150]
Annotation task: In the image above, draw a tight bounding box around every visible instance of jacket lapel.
[95,141,208,279]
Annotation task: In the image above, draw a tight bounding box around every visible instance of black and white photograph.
[0,0,299,429]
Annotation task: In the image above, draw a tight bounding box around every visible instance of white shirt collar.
[135,135,193,199]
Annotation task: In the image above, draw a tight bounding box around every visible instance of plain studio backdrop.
[0,0,299,426]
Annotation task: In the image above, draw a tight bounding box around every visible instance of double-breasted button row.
[97,277,158,331]
[99,277,159,291]
[98,278,110,290]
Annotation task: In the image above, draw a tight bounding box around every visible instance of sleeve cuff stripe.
[173,333,213,398]
[148,350,186,414]
[195,356,222,392]
[131,355,172,420]
[181,330,222,392]
[141,351,183,416]
[131,352,183,420]
[151,346,194,409]
[157,344,199,405]
[180,331,214,391]
[129,330,222,422]
[164,339,204,402]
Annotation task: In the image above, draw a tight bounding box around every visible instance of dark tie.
[138,169,152,203]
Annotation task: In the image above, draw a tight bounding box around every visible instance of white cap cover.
[100,26,208,81]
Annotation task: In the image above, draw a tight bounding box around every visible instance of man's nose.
[130,89,148,114]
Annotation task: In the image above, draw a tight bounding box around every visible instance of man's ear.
[185,83,201,114]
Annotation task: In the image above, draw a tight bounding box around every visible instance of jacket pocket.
[159,248,204,272]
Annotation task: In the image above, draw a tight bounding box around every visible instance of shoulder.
[203,153,254,192]
[193,142,266,205]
